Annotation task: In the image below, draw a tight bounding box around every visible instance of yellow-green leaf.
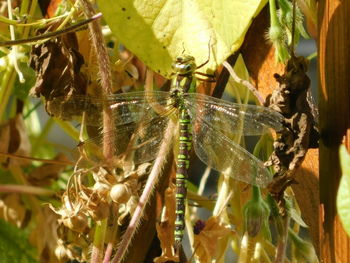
[337,145,350,237]
[97,0,267,78]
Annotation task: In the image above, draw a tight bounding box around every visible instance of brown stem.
[80,0,115,158]
[79,1,115,262]
[111,71,175,263]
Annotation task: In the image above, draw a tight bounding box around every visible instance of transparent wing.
[184,93,284,136]
[74,110,176,167]
[46,91,172,127]
[191,115,272,187]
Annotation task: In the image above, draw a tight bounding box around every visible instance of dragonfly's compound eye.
[172,56,197,74]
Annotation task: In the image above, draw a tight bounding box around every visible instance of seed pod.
[93,182,111,199]
[243,195,270,237]
[110,184,131,204]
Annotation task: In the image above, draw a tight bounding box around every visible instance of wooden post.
[318,1,350,262]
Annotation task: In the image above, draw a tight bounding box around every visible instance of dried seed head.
[110,184,131,204]
[55,241,70,261]
[87,200,110,221]
[136,162,152,176]
[93,182,111,199]
[62,212,88,232]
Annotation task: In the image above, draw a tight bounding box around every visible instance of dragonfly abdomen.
[174,107,192,246]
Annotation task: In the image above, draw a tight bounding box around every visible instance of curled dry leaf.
[265,56,319,202]
[192,216,234,263]
[29,33,87,118]
[0,114,31,167]
[81,187,110,221]
[56,223,92,262]
[111,52,140,92]
[50,195,89,233]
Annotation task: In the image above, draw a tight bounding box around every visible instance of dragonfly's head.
[172,55,196,75]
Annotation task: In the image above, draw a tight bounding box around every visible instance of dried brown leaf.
[154,185,178,263]
[193,216,234,263]
[29,33,87,118]
[28,153,70,186]
[0,114,31,167]
[0,194,26,227]
[29,207,60,263]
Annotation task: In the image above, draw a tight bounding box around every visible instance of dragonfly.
[48,55,284,247]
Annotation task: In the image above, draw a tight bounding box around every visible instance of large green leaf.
[97,0,267,78]
[337,145,350,237]
[0,219,38,263]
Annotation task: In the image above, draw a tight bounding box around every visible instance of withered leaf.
[193,216,234,263]
[0,114,31,167]
[28,153,70,186]
[29,32,87,118]
[154,185,178,263]
[265,56,319,200]
[0,194,27,228]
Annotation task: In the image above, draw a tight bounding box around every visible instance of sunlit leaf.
[337,145,350,237]
[97,0,267,77]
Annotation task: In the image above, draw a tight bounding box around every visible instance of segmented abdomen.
[174,107,192,246]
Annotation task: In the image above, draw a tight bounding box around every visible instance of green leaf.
[97,0,267,78]
[290,207,308,228]
[0,219,38,263]
[337,145,350,237]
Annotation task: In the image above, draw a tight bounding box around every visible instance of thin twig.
[223,61,264,105]
[111,120,175,263]
[0,184,54,195]
[0,152,74,165]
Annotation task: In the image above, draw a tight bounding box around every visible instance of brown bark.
[318,1,350,262]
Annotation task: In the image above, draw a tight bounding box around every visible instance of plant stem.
[269,0,279,27]
[79,0,114,261]
[111,88,175,262]
[274,214,290,263]
[0,67,16,120]
[79,0,115,159]
[0,184,54,195]
[91,219,108,263]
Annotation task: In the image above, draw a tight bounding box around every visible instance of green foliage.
[0,219,38,263]
[268,0,309,62]
[97,0,267,77]
[14,63,36,101]
[337,145,350,237]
